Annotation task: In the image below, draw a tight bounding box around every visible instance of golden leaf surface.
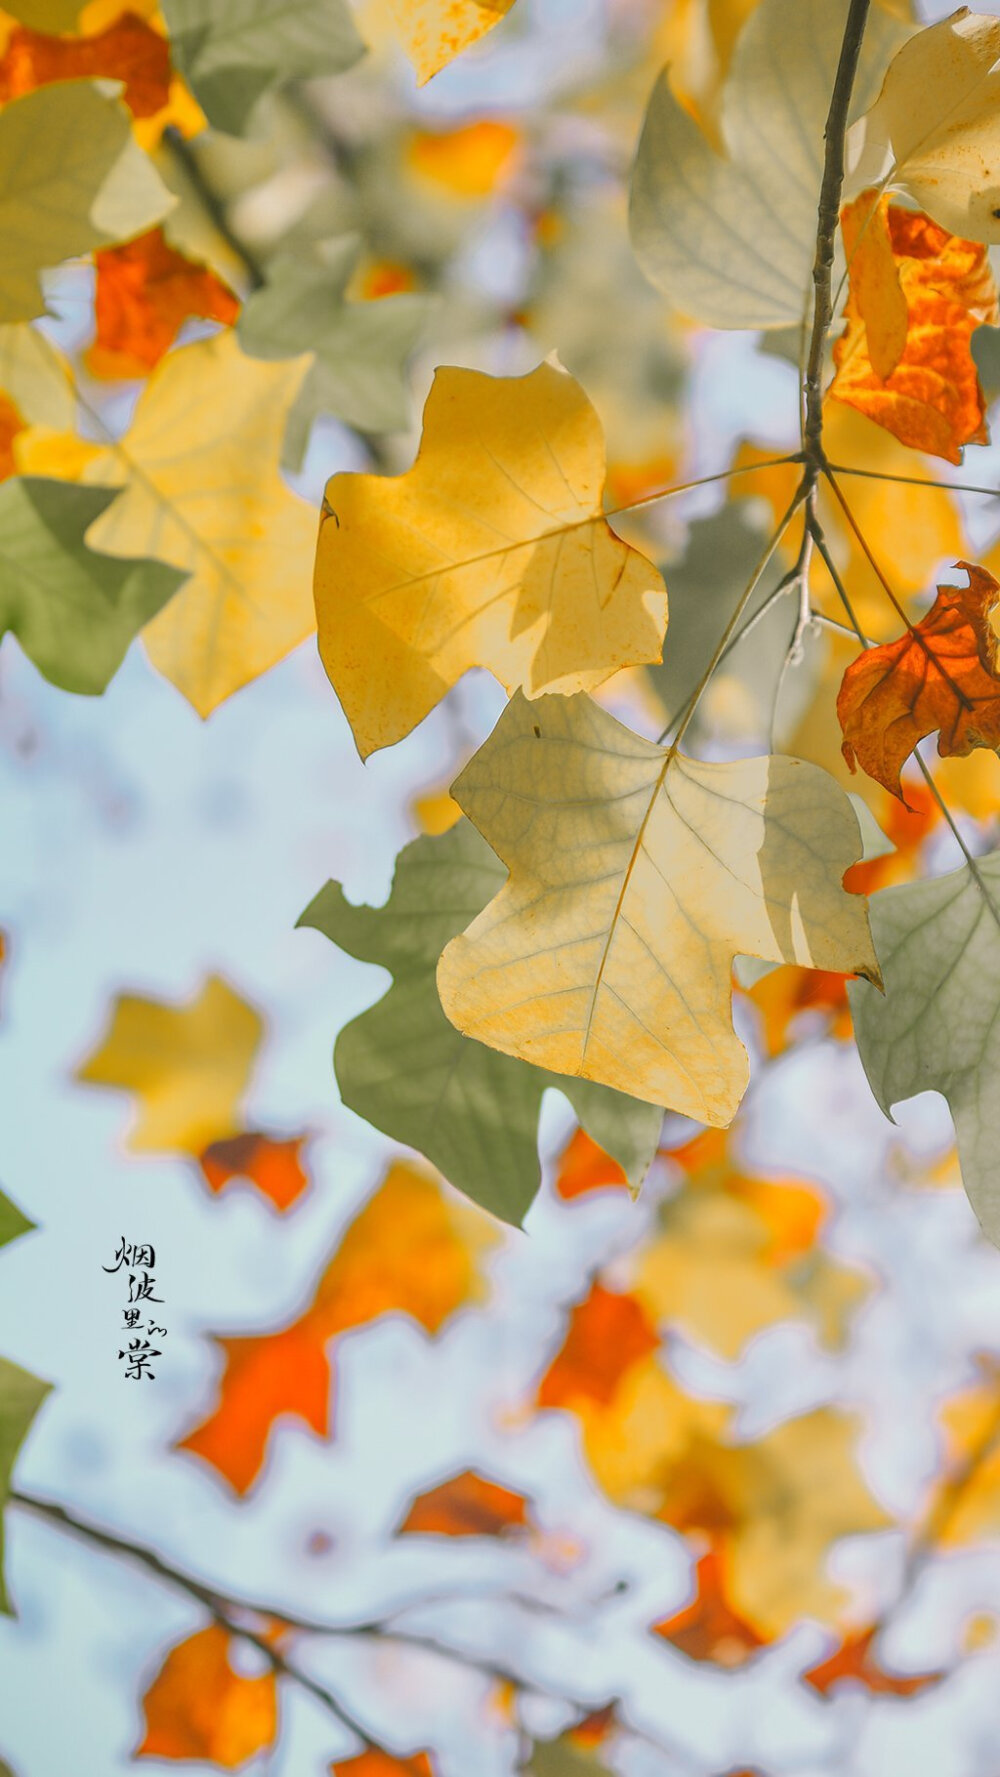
[386,0,514,84]
[437,692,879,1126]
[65,330,315,715]
[851,9,1000,243]
[314,362,667,758]
[76,975,262,1153]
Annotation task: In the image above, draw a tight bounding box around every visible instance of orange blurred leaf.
[198,1132,310,1215]
[0,11,171,117]
[536,1282,660,1412]
[333,1754,435,1777]
[652,1549,765,1668]
[742,967,853,1058]
[179,1163,494,1494]
[554,1128,629,1201]
[87,227,240,379]
[396,1470,530,1538]
[136,1623,277,1766]
[406,119,520,197]
[0,393,26,482]
[387,0,515,84]
[802,1626,946,1698]
[838,561,1000,802]
[831,191,998,464]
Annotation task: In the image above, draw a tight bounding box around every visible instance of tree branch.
[802,0,872,458]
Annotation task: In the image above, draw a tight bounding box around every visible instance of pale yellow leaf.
[387,0,515,84]
[437,692,879,1127]
[76,975,263,1153]
[850,9,1000,242]
[314,361,668,759]
[79,331,316,715]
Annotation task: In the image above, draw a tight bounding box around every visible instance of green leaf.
[161,0,365,136]
[850,855,1000,1247]
[0,1189,33,1254]
[628,0,909,327]
[3,0,78,26]
[0,83,174,324]
[238,237,433,467]
[0,479,187,695]
[298,821,663,1226]
[0,1356,50,1615]
[527,1739,614,1777]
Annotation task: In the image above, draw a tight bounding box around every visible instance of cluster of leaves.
[6,0,1000,1770]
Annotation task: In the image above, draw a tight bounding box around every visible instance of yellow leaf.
[437,691,879,1127]
[851,9,1000,244]
[411,785,463,834]
[76,974,263,1154]
[935,1370,1000,1547]
[558,1349,730,1514]
[78,331,316,715]
[656,1410,892,1636]
[314,361,668,759]
[386,0,515,84]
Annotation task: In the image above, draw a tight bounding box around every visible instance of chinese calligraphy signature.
[103,1238,166,1379]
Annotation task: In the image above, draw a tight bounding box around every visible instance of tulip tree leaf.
[850,854,1000,1248]
[238,237,433,468]
[161,0,365,136]
[0,480,186,695]
[0,83,173,323]
[298,821,664,1226]
[629,0,909,327]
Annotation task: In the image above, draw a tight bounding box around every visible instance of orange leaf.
[178,1164,493,1494]
[136,1624,277,1766]
[0,393,26,483]
[652,1549,766,1668]
[831,191,998,464]
[802,1626,946,1698]
[742,967,853,1058]
[333,1753,435,1777]
[396,1470,530,1538]
[87,228,240,380]
[198,1132,310,1214]
[838,561,1000,802]
[536,1282,659,1412]
[0,11,171,118]
[554,1128,629,1201]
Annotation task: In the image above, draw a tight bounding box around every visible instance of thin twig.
[9,1488,376,1750]
[163,129,267,290]
[658,490,805,748]
[829,463,1000,500]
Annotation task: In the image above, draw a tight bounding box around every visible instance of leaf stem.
[802,0,872,459]
[828,462,1000,500]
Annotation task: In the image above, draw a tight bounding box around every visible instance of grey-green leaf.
[161,0,365,136]
[0,1356,50,1614]
[238,238,432,465]
[628,0,909,328]
[0,479,186,694]
[298,822,663,1225]
[651,500,793,744]
[527,1739,614,1777]
[0,82,174,322]
[849,854,1000,1246]
[0,1189,33,1254]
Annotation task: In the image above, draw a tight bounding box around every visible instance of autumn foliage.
[6,2,1000,1776]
